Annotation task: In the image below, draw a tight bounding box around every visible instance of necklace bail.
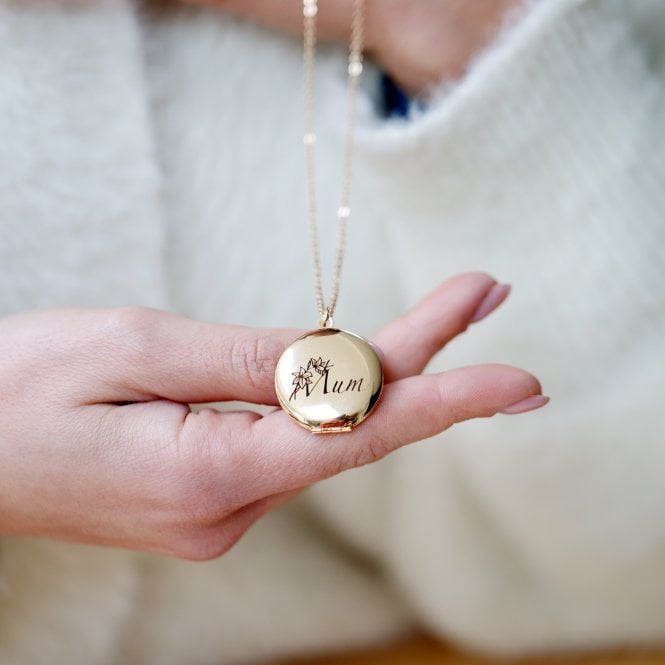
[319,307,334,329]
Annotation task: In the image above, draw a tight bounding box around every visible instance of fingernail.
[500,394,550,415]
[470,283,511,323]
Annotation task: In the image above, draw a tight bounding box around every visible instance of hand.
[0,273,546,560]
[190,0,524,95]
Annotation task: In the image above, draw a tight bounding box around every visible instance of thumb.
[68,307,302,405]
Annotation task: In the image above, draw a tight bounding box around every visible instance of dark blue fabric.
[380,73,412,118]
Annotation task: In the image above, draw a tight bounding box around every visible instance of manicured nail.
[470,283,511,323]
[500,394,550,415]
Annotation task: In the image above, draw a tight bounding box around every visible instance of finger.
[84,273,507,406]
[141,272,506,403]
[86,363,543,552]
[373,272,510,382]
[76,307,302,405]
[211,363,545,502]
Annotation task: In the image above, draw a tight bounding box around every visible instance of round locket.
[274,328,383,433]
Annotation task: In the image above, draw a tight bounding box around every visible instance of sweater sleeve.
[307,0,665,654]
[0,0,166,314]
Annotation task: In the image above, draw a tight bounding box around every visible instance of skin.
[185,0,525,95]
[0,273,546,560]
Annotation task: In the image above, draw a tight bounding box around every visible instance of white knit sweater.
[1,1,664,663]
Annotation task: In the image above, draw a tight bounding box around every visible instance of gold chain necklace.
[274,0,384,433]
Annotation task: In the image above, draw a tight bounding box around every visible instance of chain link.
[303,0,365,327]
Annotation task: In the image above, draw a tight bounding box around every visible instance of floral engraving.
[290,357,333,401]
[291,366,313,397]
[307,356,333,376]
[289,355,364,402]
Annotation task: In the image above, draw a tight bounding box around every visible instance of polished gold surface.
[275,328,383,433]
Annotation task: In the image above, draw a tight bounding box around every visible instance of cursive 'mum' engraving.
[290,356,364,402]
